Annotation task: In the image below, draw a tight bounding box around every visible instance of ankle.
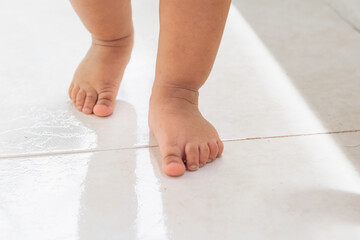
[151,82,199,106]
[91,29,134,49]
[89,32,134,66]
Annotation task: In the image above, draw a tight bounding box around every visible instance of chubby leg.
[149,0,231,176]
[69,0,133,116]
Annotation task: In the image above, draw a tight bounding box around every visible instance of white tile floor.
[1,0,360,239]
[325,0,360,30]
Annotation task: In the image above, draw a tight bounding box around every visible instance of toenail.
[83,108,91,113]
[207,159,212,163]
[77,106,82,111]
[189,165,198,170]
[199,163,204,168]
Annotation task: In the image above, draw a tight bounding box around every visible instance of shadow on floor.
[231,0,360,174]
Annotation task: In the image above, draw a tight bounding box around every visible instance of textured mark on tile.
[0,107,97,155]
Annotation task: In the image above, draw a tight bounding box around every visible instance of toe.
[185,143,200,171]
[82,89,98,114]
[93,90,116,117]
[75,89,86,111]
[71,85,80,104]
[69,83,74,98]
[162,145,186,177]
[163,155,186,177]
[217,140,224,157]
[199,143,210,167]
[208,141,219,162]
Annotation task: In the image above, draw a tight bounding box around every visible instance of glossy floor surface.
[1,0,360,239]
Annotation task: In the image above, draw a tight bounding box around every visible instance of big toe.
[93,91,116,117]
[162,155,186,177]
[93,104,113,117]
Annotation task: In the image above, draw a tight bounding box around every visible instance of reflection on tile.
[0,150,139,240]
[134,149,168,240]
[78,151,138,240]
[0,153,90,240]
[1,133,359,239]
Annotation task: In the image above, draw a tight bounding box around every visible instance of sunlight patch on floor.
[226,5,359,190]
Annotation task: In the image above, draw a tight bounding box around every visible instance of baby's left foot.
[69,35,133,117]
[149,84,224,177]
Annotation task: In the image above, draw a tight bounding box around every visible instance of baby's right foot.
[69,34,133,117]
[149,84,224,177]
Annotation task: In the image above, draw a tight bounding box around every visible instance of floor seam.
[0,144,159,160]
[222,129,360,142]
[1,129,359,160]
[324,0,360,34]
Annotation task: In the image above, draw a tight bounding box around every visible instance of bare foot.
[149,84,224,177]
[69,34,133,117]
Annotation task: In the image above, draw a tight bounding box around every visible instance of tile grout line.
[324,0,360,34]
[0,144,159,160]
[1,129,359,160]
[222,129,360,142]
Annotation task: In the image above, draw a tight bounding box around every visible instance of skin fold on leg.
[149,0,231,176]
[69,0,134,117]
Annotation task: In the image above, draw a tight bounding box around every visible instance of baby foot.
[69,35,133,117]
[149,83,224,177]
